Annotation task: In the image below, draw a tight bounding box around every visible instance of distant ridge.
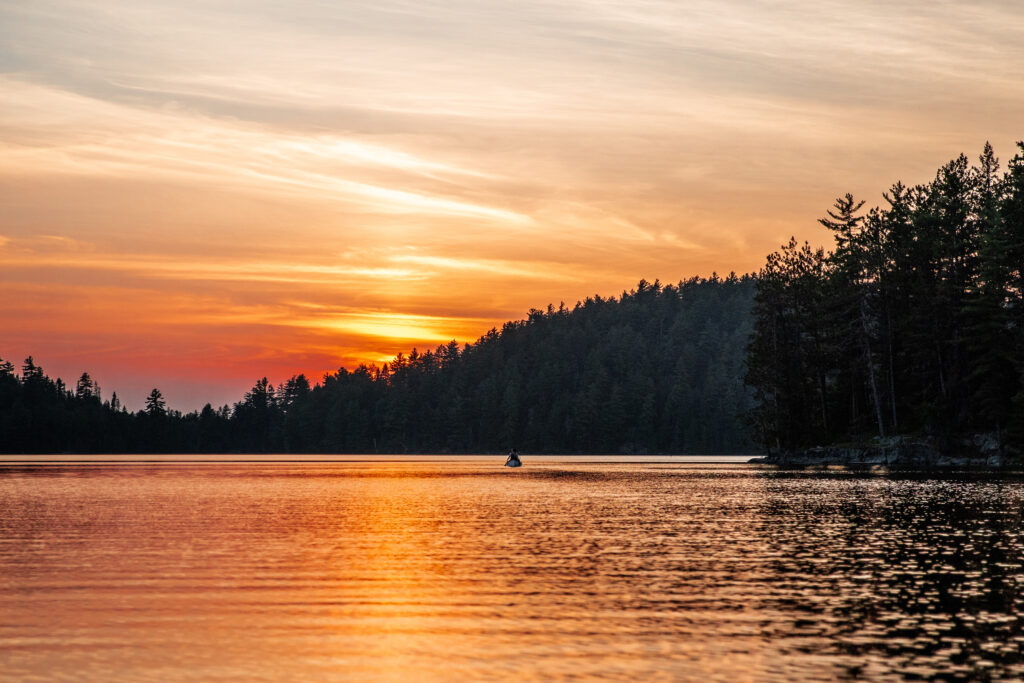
[0,276,756,455]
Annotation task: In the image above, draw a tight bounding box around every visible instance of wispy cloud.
[0,78,525,223]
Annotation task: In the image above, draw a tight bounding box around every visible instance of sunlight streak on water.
[2,462,1024,680]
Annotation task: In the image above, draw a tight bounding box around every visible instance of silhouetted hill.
[0,275,757,454]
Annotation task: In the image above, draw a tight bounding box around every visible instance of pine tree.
[819,194,885,439]
[76,372,96,399]
[145,388,167,416]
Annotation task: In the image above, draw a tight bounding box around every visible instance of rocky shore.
[748,434,1020,468]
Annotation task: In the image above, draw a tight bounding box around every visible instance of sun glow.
[294,312,490,345]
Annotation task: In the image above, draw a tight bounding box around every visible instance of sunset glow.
[3,0,1023,409]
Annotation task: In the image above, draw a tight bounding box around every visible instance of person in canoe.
[505,448,522,467]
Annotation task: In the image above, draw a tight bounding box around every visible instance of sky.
[2,0,1023,410]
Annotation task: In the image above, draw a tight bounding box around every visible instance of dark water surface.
[2,459,1024,681]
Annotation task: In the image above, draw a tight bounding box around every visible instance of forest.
[6,141,1022,456]
[0,275,756,454]
[746,142,1024,454]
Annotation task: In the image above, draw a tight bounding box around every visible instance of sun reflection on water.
[2,462,1024,680]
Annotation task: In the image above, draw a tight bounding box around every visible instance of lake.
[2,457,1023,681]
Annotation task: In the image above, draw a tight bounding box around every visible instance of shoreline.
[748,435,1020,468]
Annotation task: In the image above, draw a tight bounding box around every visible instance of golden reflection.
[3,463,1023,679]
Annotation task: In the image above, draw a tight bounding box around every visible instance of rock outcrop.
[748,434,1018,468]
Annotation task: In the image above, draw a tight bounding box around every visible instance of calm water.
[2,458,1024,681]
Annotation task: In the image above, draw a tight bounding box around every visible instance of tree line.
[746,142,1024,453]
[0,275,757,454]
[11,142,1015,457]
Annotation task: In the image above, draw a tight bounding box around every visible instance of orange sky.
[2,1,1023,409]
